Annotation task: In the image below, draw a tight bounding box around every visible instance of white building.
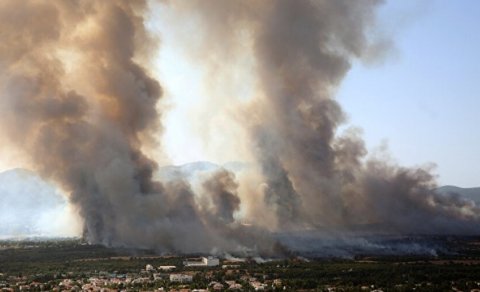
[169,274,193,283]
[184,256,220,267]
[202,256,220,267]
[158,265,176,271]
[146,264,155,272]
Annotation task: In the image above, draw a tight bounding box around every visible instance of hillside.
[0,169,75,237]
[156,161,249,182]
[436,185,480,204]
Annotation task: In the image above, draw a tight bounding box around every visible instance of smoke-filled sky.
[1,1,478,188]
[155,0,480,188]
[0,0,479,255]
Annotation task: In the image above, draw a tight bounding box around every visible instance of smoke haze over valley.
[0,0,479,256]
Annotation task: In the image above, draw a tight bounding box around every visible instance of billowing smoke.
[201,169,240,225]
[167,0,480,236]
[0,0,478,255]
[0,0,249,253]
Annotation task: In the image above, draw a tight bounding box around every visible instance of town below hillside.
[1,237,480,291]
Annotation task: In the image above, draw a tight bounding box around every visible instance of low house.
[169,274,193,283]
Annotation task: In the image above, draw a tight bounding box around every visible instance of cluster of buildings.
[0,255,294,291]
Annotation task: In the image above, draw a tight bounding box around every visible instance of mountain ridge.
[435,185,480,204]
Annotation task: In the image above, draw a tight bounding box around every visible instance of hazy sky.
[154,1,479,187]
[1,1,476,188]
[337,0,480,187]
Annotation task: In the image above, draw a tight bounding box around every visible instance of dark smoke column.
[179,0,384,227]
[250,0,480,232]
[250,0,376,226]
[173,0,480,234]
[0,1,274,252]
[0,1,166,246]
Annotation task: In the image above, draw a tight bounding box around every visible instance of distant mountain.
[436,185,480,204]
[156,161,219,182]
[157,163,480,206]
[0,162,250,238]
[156,161,250,182]
[0,168,73,237]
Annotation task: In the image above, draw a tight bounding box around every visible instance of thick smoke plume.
[0,0,478,255]
[169,0,480,236]
[0,0,254,253]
